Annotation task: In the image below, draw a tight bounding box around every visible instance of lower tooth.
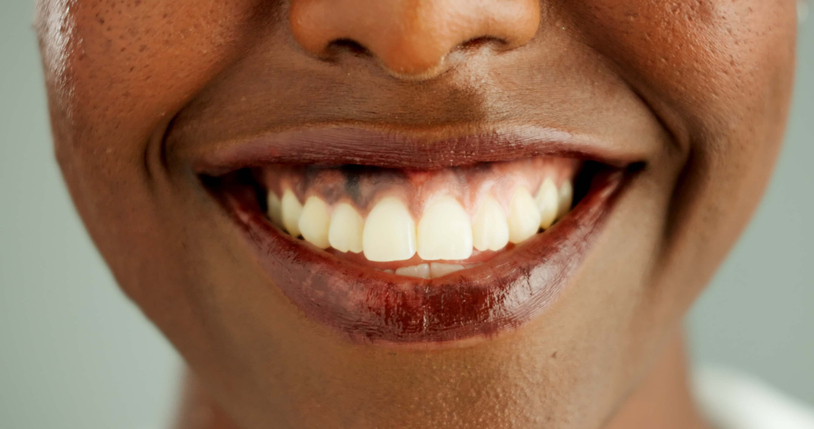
[429,263,465,278]
[395,264,430,278]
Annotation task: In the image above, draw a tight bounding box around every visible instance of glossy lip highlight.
[197,127,637,346]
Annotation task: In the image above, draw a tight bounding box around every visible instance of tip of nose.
[290,0,541,80]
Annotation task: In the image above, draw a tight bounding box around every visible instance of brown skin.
[36,0,796,428]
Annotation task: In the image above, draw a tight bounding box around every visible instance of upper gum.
[257,156,580,216]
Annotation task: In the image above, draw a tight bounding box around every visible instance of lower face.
[37,0,796,428]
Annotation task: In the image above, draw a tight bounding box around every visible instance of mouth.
[194,125,640,346]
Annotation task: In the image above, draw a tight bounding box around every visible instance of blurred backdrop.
[1,1,812,428]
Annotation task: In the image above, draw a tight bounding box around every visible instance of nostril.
[458,36,508,52]
[325,38,372,59]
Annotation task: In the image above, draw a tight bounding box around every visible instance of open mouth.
[195,126,639,346]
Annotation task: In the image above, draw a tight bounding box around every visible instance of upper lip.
[189,123,644,176]
[190,124,641,346]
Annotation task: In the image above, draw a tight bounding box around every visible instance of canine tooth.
[363,197,416,262]
[429,263,465,278]
[298,196,331,249]
[557,180,573,220]
[267,192,283,227]
[535,178,559,230]
[417,196,473,260]
[471,195,510,252]
[508,187,541,244]
[281,190,304,237]
[328,203,365,253]
[395,264,430,279]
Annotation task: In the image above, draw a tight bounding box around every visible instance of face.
[37,0,796,428]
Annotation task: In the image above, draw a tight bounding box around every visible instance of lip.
[191,124,642,175]
[195,125,637,346]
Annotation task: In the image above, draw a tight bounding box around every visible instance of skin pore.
[35,0,796,428]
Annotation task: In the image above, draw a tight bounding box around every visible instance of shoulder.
[693,367,814,429]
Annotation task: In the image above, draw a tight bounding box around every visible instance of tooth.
[508,187,541,244]
[363,197,416,262]
[429,263,465,278]
[281,189,304,237]
[471,195,510,252]
[417,196,473,261]
[395,264,430,279]
[535,178,559,230]
[328,203,365,253]
[557,180,573,220]
[298,196,331,249]
[267,192,283,227]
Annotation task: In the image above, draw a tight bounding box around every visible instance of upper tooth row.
[267,179,574,262]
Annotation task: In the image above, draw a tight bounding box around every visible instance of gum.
[255,157,580,217]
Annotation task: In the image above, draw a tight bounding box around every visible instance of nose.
[289,0,541,78]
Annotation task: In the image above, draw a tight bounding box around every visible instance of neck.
[606,331,711,429]
[176,331,709,429]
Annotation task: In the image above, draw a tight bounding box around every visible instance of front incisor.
[362,197,416,262]
[417,196,473,260]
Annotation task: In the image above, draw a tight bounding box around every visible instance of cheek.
[551,0,796,353]
[571,0,795,258]
[40,0,269,164]
[35,0,274,305]
[567,0,796,137]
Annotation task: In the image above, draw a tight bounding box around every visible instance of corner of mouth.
[194,124,643,347]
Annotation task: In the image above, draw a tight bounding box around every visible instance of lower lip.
[219,170,627,347]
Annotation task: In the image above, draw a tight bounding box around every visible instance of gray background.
[1,0,812,428]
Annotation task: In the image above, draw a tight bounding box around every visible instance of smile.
[196,125,640,346]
